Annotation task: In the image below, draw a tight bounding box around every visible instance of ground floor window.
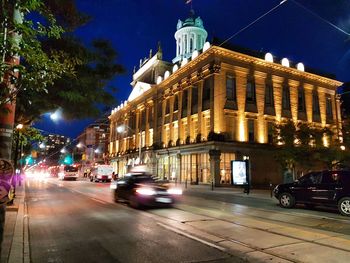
[220,153,235,184]
[180,153,210,184]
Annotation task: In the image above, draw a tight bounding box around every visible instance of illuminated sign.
[231,160,248,185]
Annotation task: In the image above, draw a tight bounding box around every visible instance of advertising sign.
[0,159,14,204]
[231,160,248,185]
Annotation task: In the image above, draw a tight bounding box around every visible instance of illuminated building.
[109,12,342,186]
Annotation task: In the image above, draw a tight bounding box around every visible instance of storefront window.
[220,153,235,184]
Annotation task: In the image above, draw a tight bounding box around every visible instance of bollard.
[211,181,214,191]
[270,182,273,198]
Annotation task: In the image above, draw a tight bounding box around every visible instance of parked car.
[112,172,182,208]
[274,170,350,216]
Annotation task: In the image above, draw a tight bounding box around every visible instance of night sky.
[34,0,350,138]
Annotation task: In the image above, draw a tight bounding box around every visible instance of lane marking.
[157,222,226,252]
[67,188,109,205]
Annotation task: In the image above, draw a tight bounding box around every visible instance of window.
[248,119,255,142]
[300,172,322,185]
[157,101,163,118]
[226,75,236,101]
[202,77,212,111]
[265,83,274,106]
[174,95,178,112]
[148,106,154,126]
[184,35,187,53]
[312,90,320,115]
[246,80,256,103]
[326,95,333,117]
[298,87,305,112]
[141,110,146,129]
[191,86,198,114]
[282,85,290,110]
[182,90,188,118]
[190,38,193,52]
[165,98,170,115]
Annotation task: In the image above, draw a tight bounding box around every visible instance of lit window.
[298,87,305,112]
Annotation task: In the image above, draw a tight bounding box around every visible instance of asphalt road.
[25,177,350,263]
[25,178,241,263]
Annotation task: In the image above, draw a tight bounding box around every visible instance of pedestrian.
[112,172,118,181]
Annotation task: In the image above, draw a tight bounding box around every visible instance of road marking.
[66,188,108,205]
[157,222,226,252]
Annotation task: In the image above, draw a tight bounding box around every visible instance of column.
[145,106,150,146]
[289,80,299,123]
[235,67,248,141]
[209,149,221,186]
[272,75,284,122]
[304,84,313,123]
[197,80,203,140]
[213,68,224,134]
[318,87,326,127]
[254,71,267,143]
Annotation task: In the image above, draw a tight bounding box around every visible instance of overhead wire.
[219,0,289,47]
[219,0,350,48]
[290,0,350,37]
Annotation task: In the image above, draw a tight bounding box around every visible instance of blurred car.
[112,172,182,208]
[58,165,78,180]
[89,164,114,182]
[274,170,350,216]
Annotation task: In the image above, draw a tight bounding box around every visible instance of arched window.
[190,38,193,52]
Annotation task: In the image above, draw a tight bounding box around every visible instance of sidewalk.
[178,183,274,200]
[1,184,29,263]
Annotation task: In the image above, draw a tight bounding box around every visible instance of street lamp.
[116,124,142,165]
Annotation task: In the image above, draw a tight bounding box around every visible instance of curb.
[8,184,29,263]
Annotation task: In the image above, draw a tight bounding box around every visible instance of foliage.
[12,126,44,158]
[273,121,348,175]
[15,37,124,123]
[0,0,76,109]
[1,0,125,124]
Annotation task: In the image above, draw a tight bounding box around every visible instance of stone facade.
[108,15,342,188]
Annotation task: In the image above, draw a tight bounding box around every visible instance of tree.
[15,37,124,123]
[273,121,347,181]
[0,0,76,109]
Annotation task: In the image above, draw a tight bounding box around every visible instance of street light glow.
[60,148,66,153]
[116,125,125,133]
[39,142,46,149]
[50,109,62,122]
[16,123,23,129]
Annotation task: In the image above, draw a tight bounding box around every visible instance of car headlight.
[136,187,156,196]
[167,188,183,195]
[110,183,117,190]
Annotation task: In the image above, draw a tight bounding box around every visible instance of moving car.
[274,170,350,216]
[90,165,114,182]
[112,172,182,208]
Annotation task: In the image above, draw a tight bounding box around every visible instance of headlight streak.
[167,188,183,195]
[136,187,156,196]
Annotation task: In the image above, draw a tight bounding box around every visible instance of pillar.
[209,149,221,186]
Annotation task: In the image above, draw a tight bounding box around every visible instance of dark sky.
[34,0,350,138]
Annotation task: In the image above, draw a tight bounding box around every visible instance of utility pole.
[0,0,23,255]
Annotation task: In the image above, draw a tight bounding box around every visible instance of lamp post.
[117,124,142,165]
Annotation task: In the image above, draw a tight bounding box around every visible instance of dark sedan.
[112,173,182,208]
[274,170,350,216]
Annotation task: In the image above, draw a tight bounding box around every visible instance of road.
[25,177,350,263]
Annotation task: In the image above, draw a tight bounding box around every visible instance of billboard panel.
[231,160,248,185]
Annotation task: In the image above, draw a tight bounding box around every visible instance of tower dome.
[173,10,207,64]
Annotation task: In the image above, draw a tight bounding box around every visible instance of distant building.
[109,11,342,186]
[76,116,109,164]
[43,134,71,164]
